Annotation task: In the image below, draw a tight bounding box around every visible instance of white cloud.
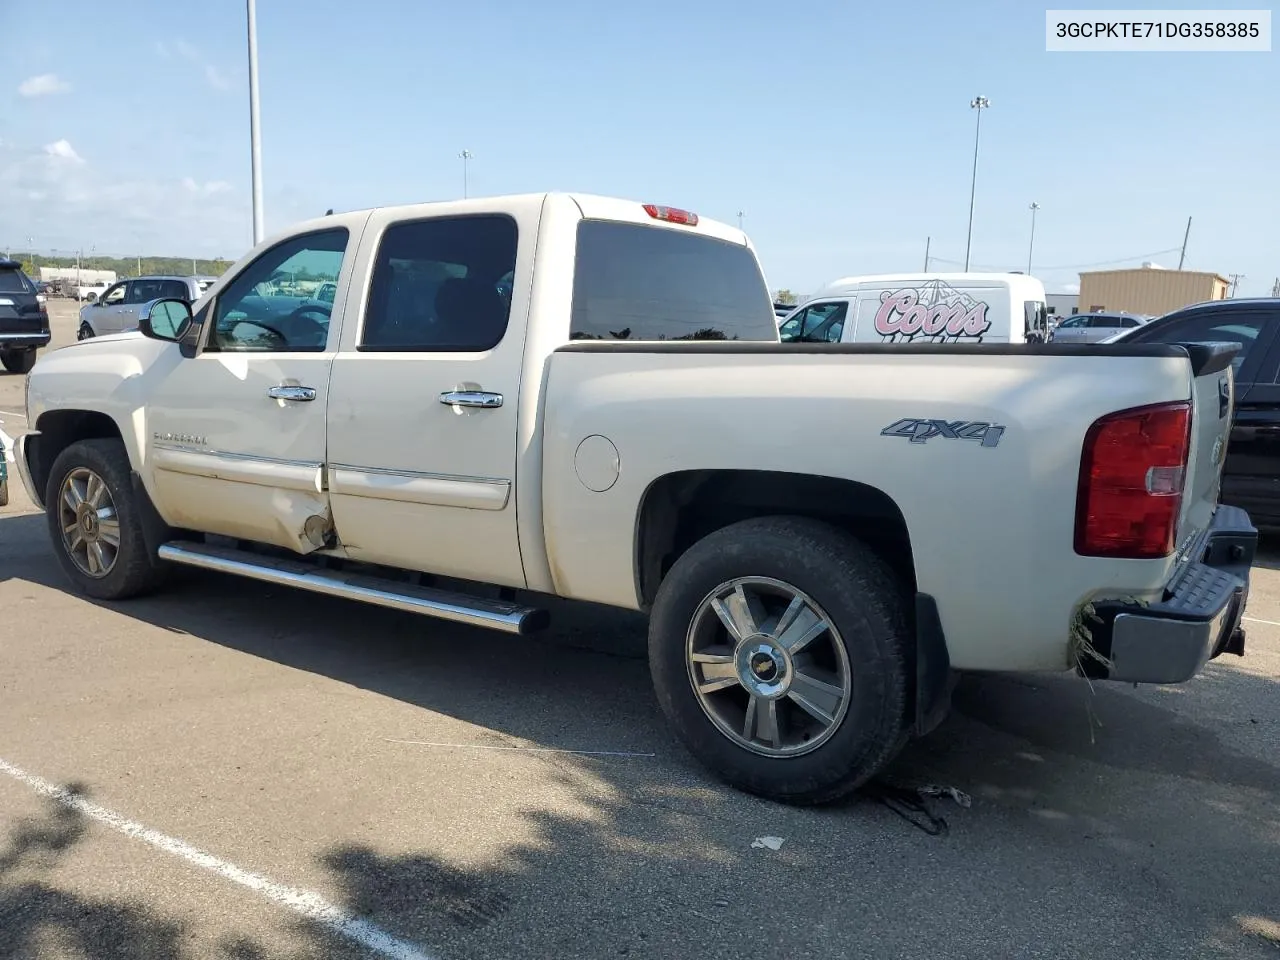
[43,139,84,163]
[182,177,233,195]
[167,39,232,91]
[204,64,231,91]
[1062,283,1081,294]
[0,139,247,259]
[18,73,71,97]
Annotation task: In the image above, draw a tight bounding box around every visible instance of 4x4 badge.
[880,418,1005,448]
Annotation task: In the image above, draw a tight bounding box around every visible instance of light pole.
[737,210,744,231]
[1027,202,1040,275]
[459,150,473,198]
[963,95,989,272]
[247,0,265,245]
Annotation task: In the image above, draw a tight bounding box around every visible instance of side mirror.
[138,298,193,342]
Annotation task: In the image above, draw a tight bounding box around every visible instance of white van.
[778,272,1050,345]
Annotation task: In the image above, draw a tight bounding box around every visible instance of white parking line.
[0,410,27,419]
[0,757,438,960]
[1244,616,1280,627]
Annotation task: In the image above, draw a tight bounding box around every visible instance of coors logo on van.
[873,281,993,343]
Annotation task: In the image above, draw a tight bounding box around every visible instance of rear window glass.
[0,269,32,294]
[570,220,775,342]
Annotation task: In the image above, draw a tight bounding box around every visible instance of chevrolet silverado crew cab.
[14,193,1257,803]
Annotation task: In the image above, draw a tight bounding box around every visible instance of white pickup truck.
[14,193,1257,803]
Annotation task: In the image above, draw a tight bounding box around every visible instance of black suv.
[0,258,51,374]
[1109,297,1280,529]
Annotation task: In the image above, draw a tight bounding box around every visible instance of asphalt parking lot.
[2,300,1279,959]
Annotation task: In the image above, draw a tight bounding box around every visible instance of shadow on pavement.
[3,510,1280,957]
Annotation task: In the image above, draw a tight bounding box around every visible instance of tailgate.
[1177,342,1240,553]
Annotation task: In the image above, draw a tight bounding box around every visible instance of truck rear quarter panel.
[541,344,1204,672]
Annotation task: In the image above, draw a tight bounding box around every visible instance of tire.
[0,477,8,508]
[649,516,910,804]
[1,349,36,374]
[77,322,95,341]
[44,438,170,601]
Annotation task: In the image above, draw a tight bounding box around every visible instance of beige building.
[1077,265,1229,317]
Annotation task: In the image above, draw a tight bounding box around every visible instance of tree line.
[14,254,235,281]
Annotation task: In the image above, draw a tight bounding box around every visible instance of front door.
[143,226,358,553]
[89,281,130,335]
[326,201,539,588]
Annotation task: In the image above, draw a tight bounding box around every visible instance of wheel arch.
[635,469,917,609]
[27,409,129,508]
[634,469,951,737]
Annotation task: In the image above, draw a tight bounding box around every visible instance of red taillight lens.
[1075,400,1191,559]
[642,203,699,226]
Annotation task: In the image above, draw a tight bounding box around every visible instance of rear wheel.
[649,516,910,804]
[0,349,36,374]
[45,438,170,600]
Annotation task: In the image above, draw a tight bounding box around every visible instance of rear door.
[325,202,536,588]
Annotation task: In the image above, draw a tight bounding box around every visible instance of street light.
[737,210,744,231]
[459,150,473,198]
[246,0,265,245]
[963,95,990,272]
[1027,202,1040,275]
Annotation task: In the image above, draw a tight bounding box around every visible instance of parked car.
[773,301,795,321]
[14,192,1254,804]
[1106,297,1280,529]
[0,257,51,374]
[778,273,1050,344]
[78,275,212,340]
[1050,310,1149,344]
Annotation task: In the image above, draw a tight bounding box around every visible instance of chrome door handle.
[268,385,317,402]
[439,390,503,409]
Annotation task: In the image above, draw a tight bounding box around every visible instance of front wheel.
[649,516,910,804]
[44,438,170,600]
[0,349,36,374]
[77,322,95,341]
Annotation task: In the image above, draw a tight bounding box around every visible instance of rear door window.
[570,220,775,341]
[360,214,518,352]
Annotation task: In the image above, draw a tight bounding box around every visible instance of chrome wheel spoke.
[775,602,828,655]
[744,696,781,749]
[86,541,105,575]
[712,584,766,642]
[86,473,107,508]
[62,483,83,512]
[67,530,85,553]
[788,671,846,726]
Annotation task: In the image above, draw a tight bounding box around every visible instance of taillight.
[1075,400,1191,559]
[643,204,699,226]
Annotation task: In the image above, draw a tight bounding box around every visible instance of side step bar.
[157,540,549,635]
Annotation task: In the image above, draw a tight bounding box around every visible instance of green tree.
[773,289,798,305]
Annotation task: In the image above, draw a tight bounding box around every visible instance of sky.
[2,0,1277,296]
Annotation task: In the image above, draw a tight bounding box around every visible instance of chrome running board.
[158,540,548,635]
